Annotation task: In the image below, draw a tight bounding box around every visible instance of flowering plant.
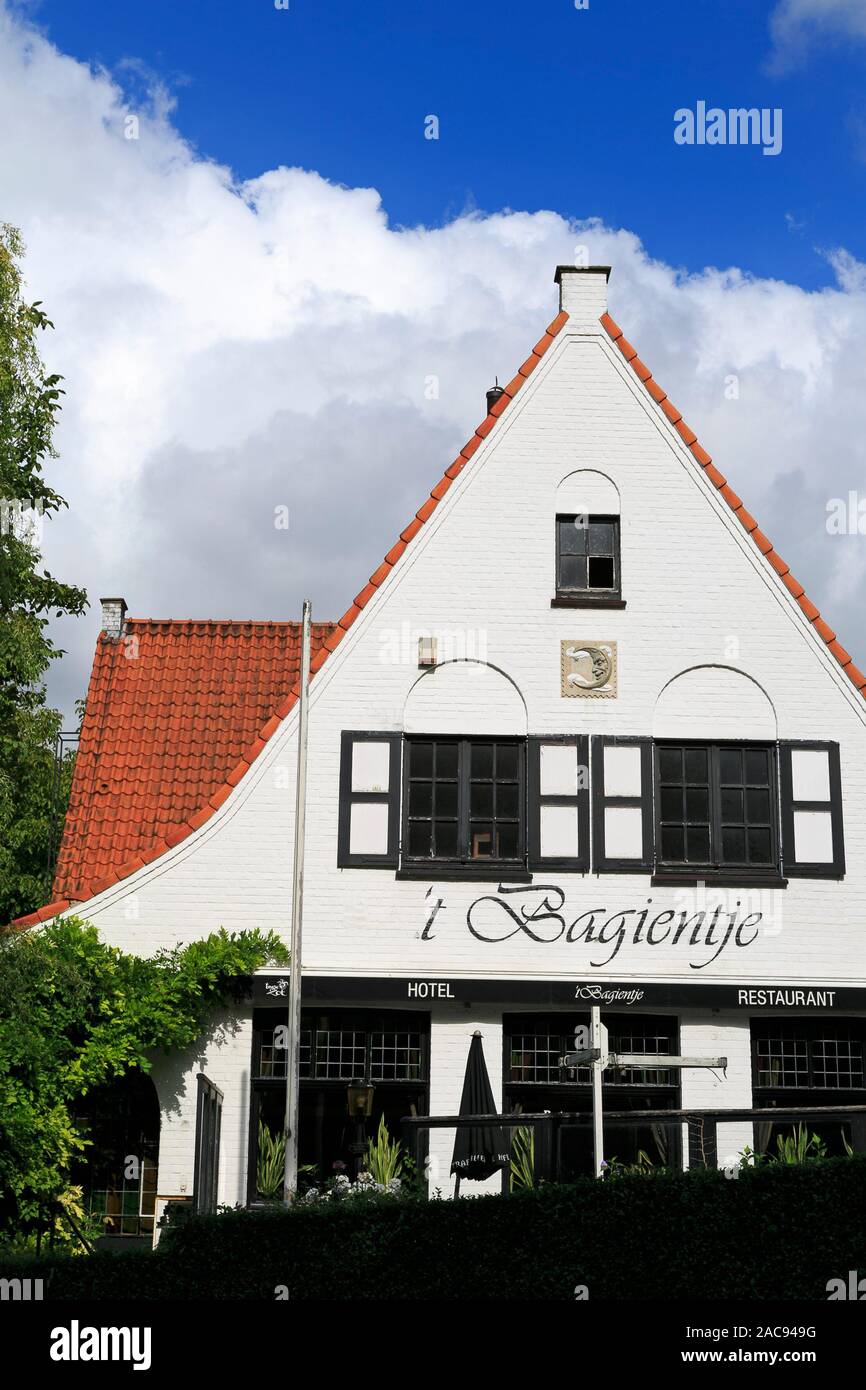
[301,1173,403,1204]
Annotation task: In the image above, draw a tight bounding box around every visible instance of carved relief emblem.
[560,640,617,698]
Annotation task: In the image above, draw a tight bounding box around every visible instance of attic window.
[556,514,621,600]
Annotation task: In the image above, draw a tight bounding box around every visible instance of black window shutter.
[591,736,654,873]
[779,741,844,878]
[337,732,401,868]
[527,735,589,871]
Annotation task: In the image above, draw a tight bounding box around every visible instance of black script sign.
[465,884,762,969]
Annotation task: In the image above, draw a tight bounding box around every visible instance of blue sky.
[31,0,866,289]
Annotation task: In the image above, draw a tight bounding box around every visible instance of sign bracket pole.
[591,1005,604,1178]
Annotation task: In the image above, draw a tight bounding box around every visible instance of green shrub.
[3,1155,865,1301]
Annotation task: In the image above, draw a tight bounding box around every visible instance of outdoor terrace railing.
[401,1105,866,1182]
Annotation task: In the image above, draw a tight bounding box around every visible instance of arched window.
[553,470,622,605]
[401,662,528,870]
[652,667,780,876]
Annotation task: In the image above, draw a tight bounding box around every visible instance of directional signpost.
[561,1005,727,1177]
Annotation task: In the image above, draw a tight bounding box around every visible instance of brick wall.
[149,1004,252,1209]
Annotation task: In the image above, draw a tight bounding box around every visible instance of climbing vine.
[0,916,289,1243]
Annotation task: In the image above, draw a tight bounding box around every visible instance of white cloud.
[768,0,866,72]
[822,247,866,292]
[1,2,866,719]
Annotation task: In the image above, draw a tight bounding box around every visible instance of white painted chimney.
[554,264,611,326]
[100,596,127,639]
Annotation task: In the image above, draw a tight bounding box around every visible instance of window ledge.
[551,596,626,609]
[396,866,533,883]
[651,872,788,889]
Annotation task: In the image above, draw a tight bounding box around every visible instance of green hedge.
[4,1157,866,1300]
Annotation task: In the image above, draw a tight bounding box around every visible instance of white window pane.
[349,801,389,855]
[604,745,642,798]
[791,749,831,803]
[793,810,834,864]
[540,743,578,796]
[540,804,579,858]
[351,741,391,793]
[604,805,643,859]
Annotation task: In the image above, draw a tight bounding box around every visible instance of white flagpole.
[283,599,312,1204]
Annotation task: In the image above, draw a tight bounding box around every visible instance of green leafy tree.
[0,917,290,1242]
[0,224,87,922]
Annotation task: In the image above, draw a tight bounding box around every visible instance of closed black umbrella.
[450,1031,510,1193]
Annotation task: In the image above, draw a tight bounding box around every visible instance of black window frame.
[193,1074,223,1216]
[504,1012,681,1089]
[337,731,402,869]
[653,740,782,881]
[527,734,590,872]
[251,1009,431,1088]
[591,735,655,873]
[779,740,845,879]
[400,736,527,877]
[751,1017,866,1093]
[247,1008,430,1205]
[555,512,621,602]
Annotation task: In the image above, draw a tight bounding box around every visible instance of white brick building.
[25,265,866,1227]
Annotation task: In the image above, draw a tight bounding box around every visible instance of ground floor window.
[503,1012,682,1177]
[751,1016,866,1157]
[249,1008,430,1201]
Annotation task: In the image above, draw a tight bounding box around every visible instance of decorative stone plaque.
[560,640,617,698]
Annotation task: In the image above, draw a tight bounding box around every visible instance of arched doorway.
[72,1070,160,1249]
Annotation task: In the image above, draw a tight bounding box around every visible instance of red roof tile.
[50,620,337,906]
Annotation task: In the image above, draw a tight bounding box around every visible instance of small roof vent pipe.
[486,377,505,414]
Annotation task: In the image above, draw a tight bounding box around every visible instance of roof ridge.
[121,618,337,630]
[599,311,866,698]
[10,307,570,928]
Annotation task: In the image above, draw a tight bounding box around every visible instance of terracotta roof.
[25,620,337,924]
[599,313,866,697]
[11,308,569,928]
